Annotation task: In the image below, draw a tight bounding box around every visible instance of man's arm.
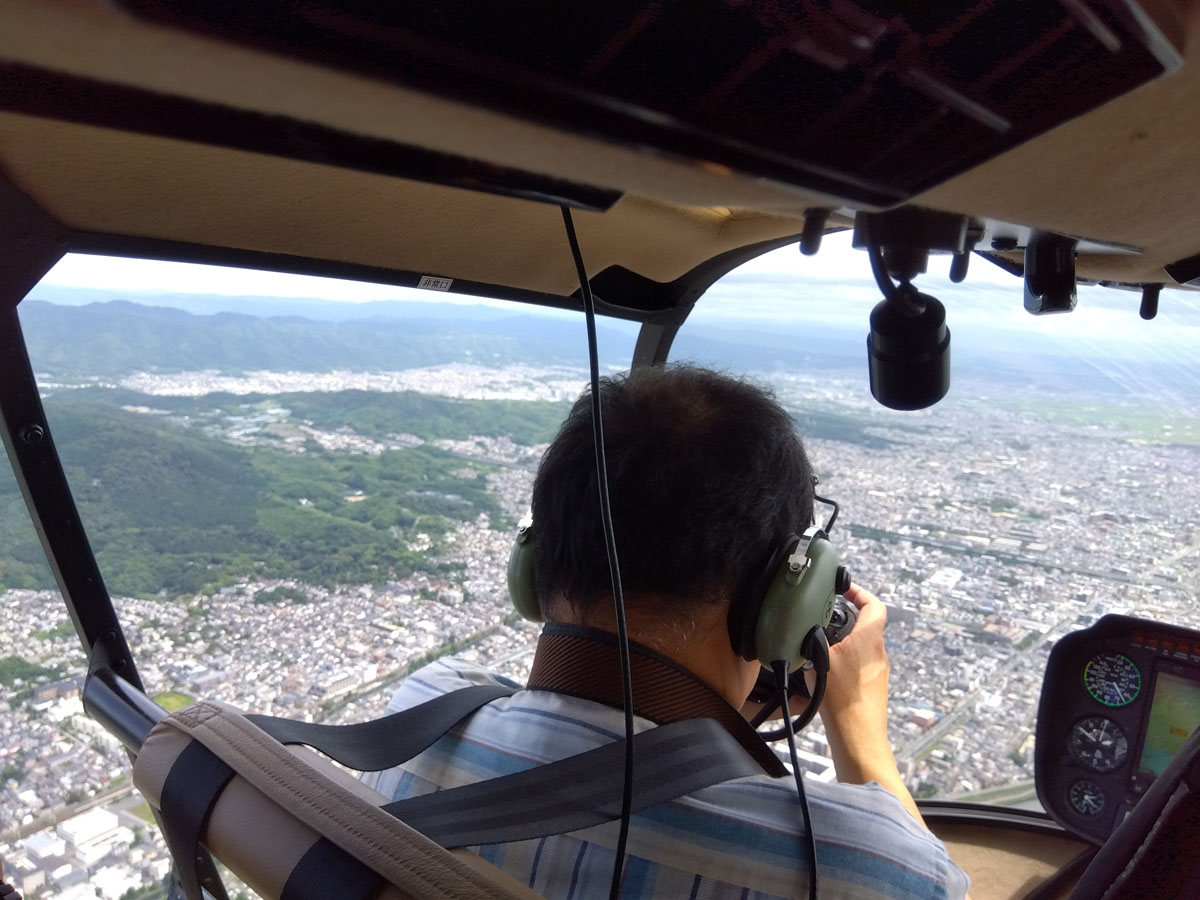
[824,584,973,898]
[738,583,925,824]
[742,583,971,897]
[816,584,926,826]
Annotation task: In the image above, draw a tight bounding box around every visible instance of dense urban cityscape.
[2,360,1197,899]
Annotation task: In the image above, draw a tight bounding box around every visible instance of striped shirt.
[363,658,970,899]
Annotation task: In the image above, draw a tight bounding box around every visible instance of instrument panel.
[1035,615,1200,843]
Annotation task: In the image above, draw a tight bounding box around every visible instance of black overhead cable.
[560,206,636,900]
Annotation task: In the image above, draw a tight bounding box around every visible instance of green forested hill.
[0,391,526,597]
[0,380,910,597]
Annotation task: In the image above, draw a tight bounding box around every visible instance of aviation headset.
[507,515,849,670]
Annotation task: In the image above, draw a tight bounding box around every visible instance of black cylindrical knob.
[949,251,970,283]
[867,292,950,410]
[824,595,859,646]
[800,208,831,255]
[1024,232,1078,314]
[1140,284,1161,321]
[835,565,852,595]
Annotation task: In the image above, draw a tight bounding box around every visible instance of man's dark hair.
[531,365,814,625]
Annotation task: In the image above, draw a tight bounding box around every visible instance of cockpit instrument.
[1083,651,1141,707]
[1068,780,1106,817]
[1068,717,1128,773]
[1036,616,1200,843]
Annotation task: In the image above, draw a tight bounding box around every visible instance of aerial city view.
[2,245,1198,899]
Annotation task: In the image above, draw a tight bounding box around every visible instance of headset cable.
[774,625,829,900]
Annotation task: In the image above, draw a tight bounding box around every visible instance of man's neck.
[555,599,758,709]
[527,622,789,776]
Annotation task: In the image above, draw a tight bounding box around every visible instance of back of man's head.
[531,365,814,634]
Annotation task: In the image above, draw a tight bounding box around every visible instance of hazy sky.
[34,230,1009,299]
[37,231,1200,346]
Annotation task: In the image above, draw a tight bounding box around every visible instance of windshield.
[1,241,1198,898]
[0,258,636,898]
[672,231,1200,804]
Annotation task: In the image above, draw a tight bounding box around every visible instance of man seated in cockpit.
[364,365,970,899]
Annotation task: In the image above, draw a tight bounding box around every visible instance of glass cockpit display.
[1136,671,1200,778]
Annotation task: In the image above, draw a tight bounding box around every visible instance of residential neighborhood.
[2,364,1197,898]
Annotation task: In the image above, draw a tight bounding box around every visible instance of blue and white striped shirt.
[363,658,970,899]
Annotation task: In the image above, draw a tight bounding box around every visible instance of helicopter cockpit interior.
[2,3,1199,899]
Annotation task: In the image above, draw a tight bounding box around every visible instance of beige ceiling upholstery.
[0,0,1198,294]
[0,114,827,296]
[917,1,1200,285]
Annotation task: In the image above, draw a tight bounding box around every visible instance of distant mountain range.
[26,284,541,322]
[18,297,634,375]
[17,287,1200,407]
[3,287,1196,595]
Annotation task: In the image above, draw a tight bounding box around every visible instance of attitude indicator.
[1068,716,1128,773]
[1083,652,1141,707]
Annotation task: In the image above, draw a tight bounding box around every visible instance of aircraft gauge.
[1068,780,1106,817]
[1068,716,1128,773]
[1083,652,1141,707]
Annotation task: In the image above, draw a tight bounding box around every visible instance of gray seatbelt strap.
[279,718,764,897]
[247,682,515,770]
[251,684,769,847]
[384,716,766,847]
[260,689,770,894]
[280,718,765,896]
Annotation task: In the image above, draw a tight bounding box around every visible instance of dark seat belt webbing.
[279,836,385,900]
[247,677,766,848]
[160,684,512,900]
[278,715,764,886]
[161,656,773,893]
[248,682,516,771]
[159,740,236,900]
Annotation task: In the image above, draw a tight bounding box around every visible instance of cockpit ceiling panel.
[0,114,815,300]
[0,1,838,215]
[0,1,1199,290]
[115,2,1183,208]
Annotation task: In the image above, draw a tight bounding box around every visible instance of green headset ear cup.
[507,529,542,622]
[730,535,797,662]
[754,530,840,668]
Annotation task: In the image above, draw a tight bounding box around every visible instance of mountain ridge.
[16,295,1200,406]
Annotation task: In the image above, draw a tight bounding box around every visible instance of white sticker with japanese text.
[417,275,454,291]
